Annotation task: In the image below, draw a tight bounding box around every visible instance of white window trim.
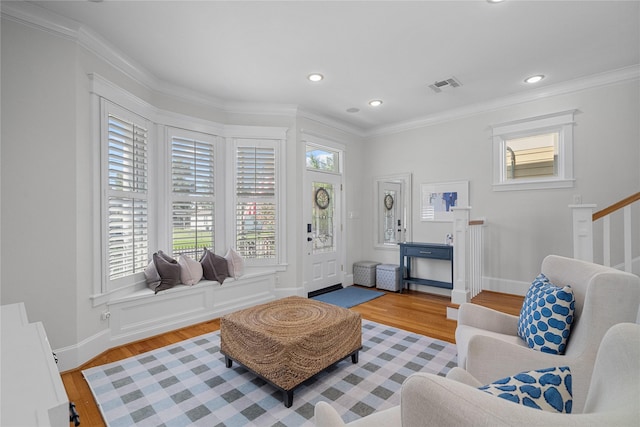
[90,74,288,306]
[98,99,158,297]
[305,142,342,175]
[491,110,576,191]
[164,126,224,257]
[226,133,287,269]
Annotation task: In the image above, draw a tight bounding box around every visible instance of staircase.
[571,192,639,273]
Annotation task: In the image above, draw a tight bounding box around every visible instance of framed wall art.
[420,180,469,222]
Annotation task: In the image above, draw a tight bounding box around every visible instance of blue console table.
[399,242,454,292]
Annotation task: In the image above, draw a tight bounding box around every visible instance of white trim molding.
[491,110,577,191]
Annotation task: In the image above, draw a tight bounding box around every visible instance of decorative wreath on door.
[315,187,330,209]
[384,194,394,210]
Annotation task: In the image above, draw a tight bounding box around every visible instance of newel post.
[451,207,471,306]
[570,204,596,262]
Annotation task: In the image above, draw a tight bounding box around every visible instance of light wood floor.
[61,289,523,426]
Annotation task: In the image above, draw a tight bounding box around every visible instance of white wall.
[364,79,640,294]
[1,18,79,347]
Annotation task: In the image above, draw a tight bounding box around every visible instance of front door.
[304,170,343,295]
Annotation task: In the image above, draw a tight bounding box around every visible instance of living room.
[1,1,639,425]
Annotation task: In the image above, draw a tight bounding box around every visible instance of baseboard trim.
[482,276,529,296]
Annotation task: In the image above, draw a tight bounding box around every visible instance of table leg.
[283,390,294,408]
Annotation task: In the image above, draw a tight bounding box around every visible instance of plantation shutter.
[107,113,149,280]
[171,137,215,195]
[235,145,276,259]
[171,134,215,258]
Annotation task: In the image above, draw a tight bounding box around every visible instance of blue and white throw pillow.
[517,273,575,354]
[479,366,572,413]
[517,274,550,338]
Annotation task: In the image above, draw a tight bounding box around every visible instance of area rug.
[310,286,384,308]
[83,320,457,427]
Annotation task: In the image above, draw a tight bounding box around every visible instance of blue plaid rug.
[83,320,457,426]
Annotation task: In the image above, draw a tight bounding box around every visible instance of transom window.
[492,110,575,191]
[306,146,340,173]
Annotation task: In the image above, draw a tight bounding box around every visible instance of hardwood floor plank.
[60,290,522,426]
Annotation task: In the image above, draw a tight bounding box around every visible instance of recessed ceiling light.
[525,74,545,84]
[486,0,505,3]
[369,100,383,107]
[308,73,324,82]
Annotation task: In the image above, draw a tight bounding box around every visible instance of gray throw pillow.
[152,251,181,293]
[144,260,161,290]
[200,248,230,284]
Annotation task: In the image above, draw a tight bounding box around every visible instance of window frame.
[99,99,157,294]
[491,110,576,191]
[228,135,286,268]
[166,127,222,260]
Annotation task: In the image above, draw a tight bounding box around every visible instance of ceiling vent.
[428,77,462,93]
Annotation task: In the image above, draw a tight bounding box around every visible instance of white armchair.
[455,255,640,412]
[314,323,640,426]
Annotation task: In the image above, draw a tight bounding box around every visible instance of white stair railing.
[451,207,485,306]
[469,219,485,299]
[571,192,639,273]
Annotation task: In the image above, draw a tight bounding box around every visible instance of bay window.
[95,75,286,295]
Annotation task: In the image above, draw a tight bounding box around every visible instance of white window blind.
[236,145,276,259]
[171,134,215,258]
[107,112,149,280]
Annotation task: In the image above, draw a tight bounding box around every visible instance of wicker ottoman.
[220,296,362,407]
[353,261,380,287]
[376,264,403,292]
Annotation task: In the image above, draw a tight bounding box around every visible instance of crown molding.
[367,65,640,137]
[1,0,78,39]
[296,108,367,137]
[1,1,360,136]
[5,1,637,140]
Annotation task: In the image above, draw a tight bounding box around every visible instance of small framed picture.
[420,181,469,222]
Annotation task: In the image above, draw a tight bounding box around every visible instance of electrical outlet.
[572,194,582,204]
[101,311,111,321]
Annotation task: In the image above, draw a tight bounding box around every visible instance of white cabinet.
[1,303,69,426]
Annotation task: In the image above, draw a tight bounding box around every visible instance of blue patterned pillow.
[517,274,575,354]
[517,274,550,338]
[479,366,573,413]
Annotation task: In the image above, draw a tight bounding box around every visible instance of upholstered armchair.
[455,255,640,412]
[314,323,640,426]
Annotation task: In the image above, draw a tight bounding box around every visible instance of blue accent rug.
[311,286,384,308]
[83,320,457,426]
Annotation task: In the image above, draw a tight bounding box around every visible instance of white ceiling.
[26,0,640,134]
